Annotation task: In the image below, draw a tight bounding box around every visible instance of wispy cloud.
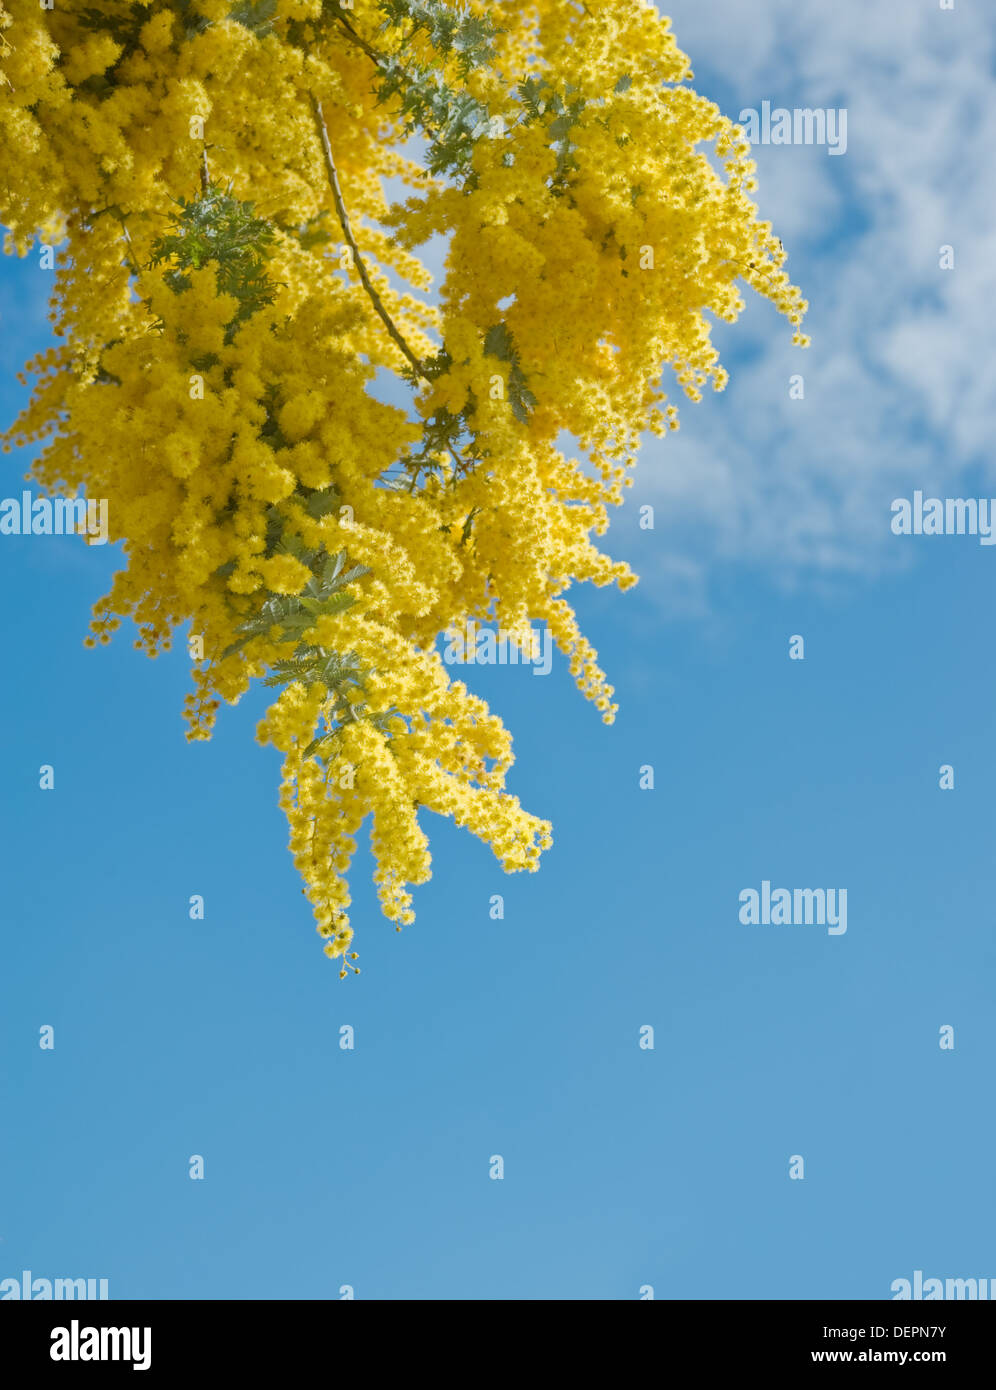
[622,0,996,611]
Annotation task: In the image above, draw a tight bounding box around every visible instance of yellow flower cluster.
[1,0,807,969]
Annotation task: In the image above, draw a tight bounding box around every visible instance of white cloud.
[622,0,996,611]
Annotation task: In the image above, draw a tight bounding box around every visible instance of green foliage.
[302,695,402,760]
[77,3,149,50]
[212,401,384,749]
[361,0,500,181]
[76,0,277,97]
[518,76,586,191]
[220,544,389,750]
[282,208,334,253]
[271,646,363,701]
[293,3,496,184]
[79,0,539,728]
[482,322,538,424]
[148,185,278,344]
[379,0,495,76]
[394,320,536,485]
[77,0,276,43]
[226,0,277,37]
[395,349,480,485]
[222,548,368,661]
[379,63,496,180]
[75,3,149,95]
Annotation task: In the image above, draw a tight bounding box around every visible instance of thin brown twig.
[310,93,471,483]
[312,94,423,375]
[331,9,384,70]
[117,217,142,279]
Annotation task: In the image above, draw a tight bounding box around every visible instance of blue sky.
[1,0,993,1300]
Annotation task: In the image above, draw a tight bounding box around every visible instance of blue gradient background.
[1,0,993,1300]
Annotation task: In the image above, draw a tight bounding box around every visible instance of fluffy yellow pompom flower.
[1,0,806,973]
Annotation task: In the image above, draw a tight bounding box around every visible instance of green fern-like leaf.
[148,185,279,341]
